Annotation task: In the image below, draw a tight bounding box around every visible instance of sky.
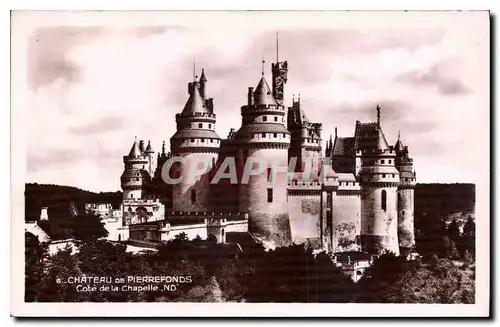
[19,11,490,192]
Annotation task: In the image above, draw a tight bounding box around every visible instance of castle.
[113,55,417,256]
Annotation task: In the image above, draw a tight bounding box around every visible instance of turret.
[394,132,416,254]
[287,96,322,175]
[121,138,148,201]
[359,105,400,255]
[199,68,207,99]
[170,71,220,212]
[144,140,155,176]
[233,69,291,247]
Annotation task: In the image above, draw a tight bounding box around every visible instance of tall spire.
[261,57,265,76]
[193,58,196,81]
[376,105,381,128]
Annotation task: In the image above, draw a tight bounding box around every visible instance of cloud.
[68,116,125,135]
[28,27,104,89]
[21,13,489,191]
[396,60,470,95]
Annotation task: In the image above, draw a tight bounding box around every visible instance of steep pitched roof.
[181,86,210,115]
[288,102,311,128]
[128,139,142,157]
[395,139,404,151]
[200,68,207,82]
[376,128,390,151]
[144,140,155,154]
[354,122,389,152]
[394,132,405,153]
[332,137,355,156]
[254,77,278,106]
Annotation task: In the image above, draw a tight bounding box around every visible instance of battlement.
[362,148,396,156]
[241,104,286,113]
[166,210,249,219]
[176,112,216,119]
[287,179,323,189]
[123,155,148,162]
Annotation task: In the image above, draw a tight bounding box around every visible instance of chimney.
[247,87,254,106]
[40,207,48,221]
[139,140,145,153]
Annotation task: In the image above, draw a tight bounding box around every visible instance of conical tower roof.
[394,139,404,152]
[254,77,277,106]
[128,139,142,157]
[200,68,207,82]
[145,140,154,153]
[376,127,390,151]
[181,85,209,115]
[394,131,404,153]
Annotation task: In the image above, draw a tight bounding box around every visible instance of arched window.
[381,190,387,211]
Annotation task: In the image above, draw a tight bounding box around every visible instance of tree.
[415,215,448,260]
[71,212,108,241]
[37,245,83,302]
[461,216,475,258]
[355,252,411,303]
[446,218,461,245]
[25,232,48,302]
[245,244,354,302]
[356,255,474,304]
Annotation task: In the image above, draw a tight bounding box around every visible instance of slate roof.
[181,86,210,115]
[128,140,142,157]
[254,77,278,107]
[234,123,290,137]
[354,122,389,151]
[332,137,355,156]
[170,129,220,140]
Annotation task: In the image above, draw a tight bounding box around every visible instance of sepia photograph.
[10,10,490,317]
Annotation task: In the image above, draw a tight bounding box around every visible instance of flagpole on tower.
[276,30,279,63]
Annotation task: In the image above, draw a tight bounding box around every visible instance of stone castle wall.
[172,152,218,212]
[398,187,415,249]
[238,147,291,247]
[360,185,399,255]
[332,191,361,252]
[287,192,322,243]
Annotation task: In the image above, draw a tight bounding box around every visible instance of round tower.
[234,74,291,246]
[121,138,149,200]
[169,72,220,212]
[144,140,155,176]
[359,106,400,255]
[395,133,416,254]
